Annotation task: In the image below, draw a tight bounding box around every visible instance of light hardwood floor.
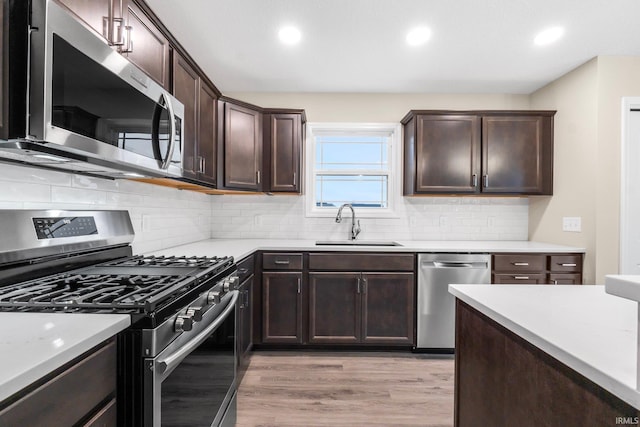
[236,351,454,427]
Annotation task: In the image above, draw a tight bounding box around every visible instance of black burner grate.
[101,255,229,268]
[0,272,194,313]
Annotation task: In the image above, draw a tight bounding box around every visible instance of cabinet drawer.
[493,254,546,273]
[549,273,582,285]
[237,254,255,282]
[492,273,547,284]
[549,255,582,273]
[0,339,116,427]
[263,253,303,270]
[308,253,414,271]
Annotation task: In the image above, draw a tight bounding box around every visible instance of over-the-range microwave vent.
[0,140,164,179]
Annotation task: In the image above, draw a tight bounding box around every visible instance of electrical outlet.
[488,216,495,227]
[562,217,581,232]
[254,215,262,226]
[439,216,448,227]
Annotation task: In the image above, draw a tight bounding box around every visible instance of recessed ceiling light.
[278,26,302,45]
[534,26,564,46]
[406,27,431,46]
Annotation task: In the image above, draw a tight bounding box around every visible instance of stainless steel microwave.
[0,0,184,179]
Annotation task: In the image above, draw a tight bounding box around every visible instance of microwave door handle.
[152,93,177,170]
[156,290,239,380]
[162,94,177,170]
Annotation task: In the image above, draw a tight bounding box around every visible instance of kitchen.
[1,0,640,426]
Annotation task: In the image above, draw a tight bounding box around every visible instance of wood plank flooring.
[236,351,454,427]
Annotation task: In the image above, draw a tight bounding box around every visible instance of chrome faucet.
[335,203,361,240]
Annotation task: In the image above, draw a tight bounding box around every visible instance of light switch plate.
[562,216,581,232]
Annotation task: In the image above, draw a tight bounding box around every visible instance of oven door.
[144,291,238,427]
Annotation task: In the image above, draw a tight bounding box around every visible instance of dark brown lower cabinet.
[455,300,639,427]
[308,272,414,346]
[308,272,361,344]
[262,271,303,344]
[0,339,117,427]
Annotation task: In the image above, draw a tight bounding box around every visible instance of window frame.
[305,122,402,218]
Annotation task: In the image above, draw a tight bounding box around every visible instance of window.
[306,123,401,218]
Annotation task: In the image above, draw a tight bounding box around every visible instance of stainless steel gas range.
[0,210,238,427]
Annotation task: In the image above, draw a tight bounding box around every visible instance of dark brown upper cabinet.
[56,0,170,89]
[121,1,170,90]
[219,99,263,191]
[402,110,555,196]
[263,110,305,193]
[173,53,217,185]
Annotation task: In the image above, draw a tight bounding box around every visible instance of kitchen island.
[449,284,640,427]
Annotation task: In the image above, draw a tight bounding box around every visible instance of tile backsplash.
[1,163,528,250]
[210,194,528,241]
[0,163,212,254]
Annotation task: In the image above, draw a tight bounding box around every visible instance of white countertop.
[150,238,585,260]
[605,275,640,302]
[448,284,639,409]
[0,313,130,403]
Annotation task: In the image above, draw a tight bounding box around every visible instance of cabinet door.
[0,0,4,139]
[361,273,414,345]
[57,0,113,42]
[414,115,480,193]
[481,115,553,194]
[262,272,302,343]
[173,54,199,179]
[308,272,361,344]
[267,113,301,192]
[224,103,263,190]
[123,1,170,89]
[197,82,217,185]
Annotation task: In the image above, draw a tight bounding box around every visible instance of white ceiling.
[145,0,640,94]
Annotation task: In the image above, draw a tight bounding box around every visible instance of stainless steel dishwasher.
[417,253,491,351]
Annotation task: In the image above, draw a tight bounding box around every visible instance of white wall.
[0,163,212,254]
[210,194,528,241]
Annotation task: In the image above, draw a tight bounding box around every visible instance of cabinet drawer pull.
[559,263,577,267]
[274,260,290,265]
[513,262,529,266]
[238,268,249,274]
[514,276,529,280]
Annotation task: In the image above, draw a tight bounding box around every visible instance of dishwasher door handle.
[422,261,489,269]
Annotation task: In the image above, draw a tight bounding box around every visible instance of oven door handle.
[156,290,239,378]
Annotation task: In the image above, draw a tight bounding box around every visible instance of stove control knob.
[222,278,231,292]
[207,290,222,304]
[228,275,240,289]
[174,315,193,332]
[186,306,204,322]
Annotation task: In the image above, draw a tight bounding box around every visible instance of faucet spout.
[335,203,361,240]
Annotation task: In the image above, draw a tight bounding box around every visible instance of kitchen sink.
[315,240,403,247]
